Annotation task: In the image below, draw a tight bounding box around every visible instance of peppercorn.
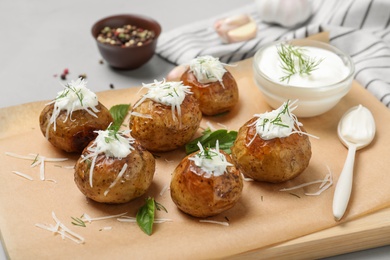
[78,74,87,79]
[97,24,155,48]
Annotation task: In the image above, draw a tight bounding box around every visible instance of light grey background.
[0,0,389,259]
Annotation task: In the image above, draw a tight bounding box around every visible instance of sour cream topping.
[258,44,350,87]
[48,78,99,132]
[189,55,227,84]
[81,129,135,187]
[133,79,192,122]
[85,129,134,158]
[249,100,303,142]
[339,104,375,144]
[189,141,233,178]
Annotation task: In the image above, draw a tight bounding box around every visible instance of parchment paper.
[1,39,390,260]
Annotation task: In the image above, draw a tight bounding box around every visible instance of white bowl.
[253,39,355,117]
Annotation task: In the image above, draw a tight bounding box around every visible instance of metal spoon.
[332,105,376,221]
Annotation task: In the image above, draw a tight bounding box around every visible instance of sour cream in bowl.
[253,39,355,117]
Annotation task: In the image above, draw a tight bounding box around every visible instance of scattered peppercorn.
[97,25,155,48]
[60,68,69,80]
[78,73,87,79]
[109,83,114,89]
[99,59,104,64]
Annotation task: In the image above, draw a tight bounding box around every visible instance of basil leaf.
[108,104,131,132]
[185,128,238,154]
[136,197,167,236]
[185,128,213,154]
[136,197,155,236]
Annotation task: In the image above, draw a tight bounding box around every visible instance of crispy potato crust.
[130,94,202,152]
[74,140,155,204]
[180,69,239,116]
[231,118,312,183]
[39,102,113,153]
[170,151,243,218]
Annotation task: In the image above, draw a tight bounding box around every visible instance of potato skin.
[170,151,243,218]
[130,94,202,152]
[231,118,312,183]
[39,102,113,153]
[74,140,155,204]
[180,69,239,116]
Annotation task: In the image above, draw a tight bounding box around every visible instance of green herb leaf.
[108,104,131,131]
[260,101,290,129]
[185,128,237,154]
[136,197,167,236]
[71,216,86,227]
[31,154,39,165]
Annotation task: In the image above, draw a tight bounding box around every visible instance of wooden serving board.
[0,58,389,259]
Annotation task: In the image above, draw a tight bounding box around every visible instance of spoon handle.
[332,144,357,221]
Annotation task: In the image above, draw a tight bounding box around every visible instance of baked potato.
[130,81,202,152]
[231,117,312,183]
[74,134,155,204]
[170,147,243,218]
[39,78,113,153]
[40,102,112,153]
[180,56,239,116]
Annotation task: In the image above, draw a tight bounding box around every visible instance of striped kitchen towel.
[156,0,390,108]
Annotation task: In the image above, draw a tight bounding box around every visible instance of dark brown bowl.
[91,14,161,70]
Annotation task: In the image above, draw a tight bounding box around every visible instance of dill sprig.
[71,216,86,227]
[259,101,290,129]
[104,129,120,143]
[31,154,40,165]
[277,43,324,83]
[198,146,219,160]
[56,84,85,106]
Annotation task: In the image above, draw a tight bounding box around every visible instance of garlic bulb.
[214,14,257,43]
[255,0,312,28]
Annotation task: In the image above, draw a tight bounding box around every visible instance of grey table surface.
[0,0,389,259]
